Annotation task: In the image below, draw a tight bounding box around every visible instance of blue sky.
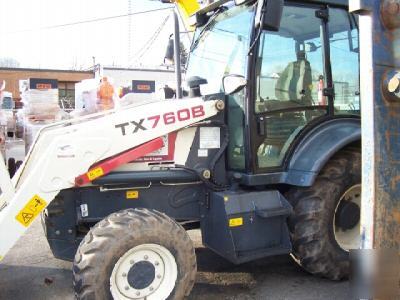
[0,0,187,69]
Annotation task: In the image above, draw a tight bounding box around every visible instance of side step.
[201,190,292,264]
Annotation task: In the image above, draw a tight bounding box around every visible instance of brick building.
[0,68,94,103]
[0,67,177,109]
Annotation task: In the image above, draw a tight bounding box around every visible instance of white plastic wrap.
[5,139,25,162]
[71,77,120,116]
[24,121,46,153]
[21,89,60,120]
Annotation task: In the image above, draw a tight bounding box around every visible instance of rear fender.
[286,118,361,186]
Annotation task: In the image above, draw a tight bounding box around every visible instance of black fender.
[285,118,361,186]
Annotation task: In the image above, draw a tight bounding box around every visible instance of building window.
[58,81,76,109]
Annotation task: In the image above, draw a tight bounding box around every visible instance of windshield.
[185,4,255,96]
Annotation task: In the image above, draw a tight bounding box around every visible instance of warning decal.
[87,167,104,181]
[15,195,47,227]
[126,191,139,199]
[229,217,243,228]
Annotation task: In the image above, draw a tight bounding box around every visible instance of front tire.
[286,149,361,280]
[73,208,197,300]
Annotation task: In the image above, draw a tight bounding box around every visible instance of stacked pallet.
[21,79,60,122]
[20,78,61,151]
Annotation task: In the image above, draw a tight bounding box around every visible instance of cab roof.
[300,0,348,7]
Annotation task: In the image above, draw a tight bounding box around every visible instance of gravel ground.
[0,220,349,299]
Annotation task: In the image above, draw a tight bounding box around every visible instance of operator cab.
[185,0,359,173]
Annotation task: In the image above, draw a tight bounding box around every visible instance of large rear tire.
[73,208,197,300]
[286,149,361,280]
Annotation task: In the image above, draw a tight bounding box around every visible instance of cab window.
[255,5,326,169]
[254,5,359,169]
[329,8,360,114]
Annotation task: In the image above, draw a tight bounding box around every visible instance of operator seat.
[257,51,313,168]
[275,50,313,105]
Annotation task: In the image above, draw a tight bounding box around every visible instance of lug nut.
[125,286,129,291]
[157,274,162,279]
[130,260,135,264]
[388,75,400,93]
[136,292,141,296]
[215,100,225,111]
[155,261,159,266]
[149,287,154,291]
[202,169,211,179]
[144,255,148,260]
[122,273,127,277]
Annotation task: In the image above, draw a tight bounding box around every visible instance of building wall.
[0,68,94,101]
[104,67,176,101]
[104,67,176,88]
[0,67,177,105]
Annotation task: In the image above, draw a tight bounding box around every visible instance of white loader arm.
[0,97,221,260]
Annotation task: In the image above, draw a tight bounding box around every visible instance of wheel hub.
[335,200,360,230]
[334,184,362,251]
[110,243,177,300]
[127,261,156,290]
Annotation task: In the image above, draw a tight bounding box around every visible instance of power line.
[5,6,174,35]
[130,14,170,66]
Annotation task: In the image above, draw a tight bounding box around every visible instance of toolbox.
[201,190,293,264]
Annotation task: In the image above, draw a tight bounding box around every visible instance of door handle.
[257,116,265,136]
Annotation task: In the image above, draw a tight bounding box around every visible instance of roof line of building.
[103,66,175,73]
[0,66,176,74]
[0,67,93,74]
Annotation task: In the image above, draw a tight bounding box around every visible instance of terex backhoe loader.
[0,0,361,299]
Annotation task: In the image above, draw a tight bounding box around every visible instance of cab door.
[249,4,359,173]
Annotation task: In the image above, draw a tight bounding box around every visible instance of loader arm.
[0,97,220,260]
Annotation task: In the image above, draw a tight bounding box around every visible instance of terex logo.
[115,105,205,136]
[115,119,147,136]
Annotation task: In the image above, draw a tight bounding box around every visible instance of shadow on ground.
[0,223,349,300]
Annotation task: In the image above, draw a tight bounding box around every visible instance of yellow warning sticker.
[0,255,3,261]
[15,194,47,227]
[126,190,139,199]
[87,167,104,181]
[229,217,243,227]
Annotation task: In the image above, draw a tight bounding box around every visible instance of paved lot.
[0,220,349,299]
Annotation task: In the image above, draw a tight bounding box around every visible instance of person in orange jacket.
[97,76,115,111]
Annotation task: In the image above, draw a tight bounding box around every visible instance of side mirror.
[305,42,319,53]
[255,0,284,32]
[222,74,247,95]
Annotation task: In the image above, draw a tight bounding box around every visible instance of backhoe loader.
[0,0,361,299]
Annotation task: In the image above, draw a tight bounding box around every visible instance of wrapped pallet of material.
[71,77,119,117]
[20,78,62,151]
[24,121,46,152]
[21,78,60,121]
[0,110,6,159]
[21,89,60,121]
